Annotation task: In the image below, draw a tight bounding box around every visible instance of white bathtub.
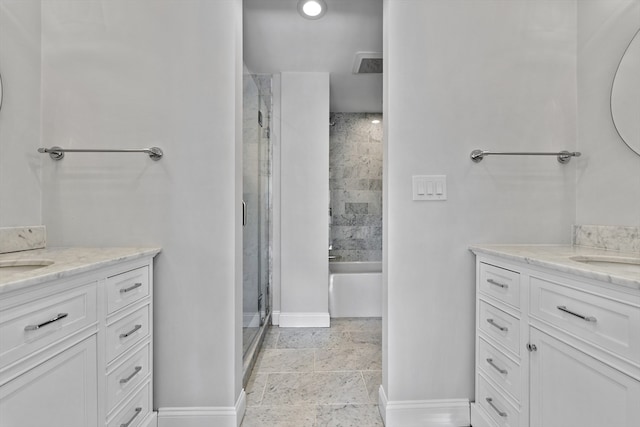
[329,261,382,318]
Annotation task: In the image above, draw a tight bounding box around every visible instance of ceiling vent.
[352,52,383,74]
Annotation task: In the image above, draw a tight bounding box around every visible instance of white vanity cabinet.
[471,253,640,427]
[0,250,158,427]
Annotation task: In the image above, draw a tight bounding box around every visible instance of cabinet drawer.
[108,382,151,427]
[530,276,640,364]
[106,343,151,414]
[106,306,150,363]
[477,374,520,427]
[479,301,520,356]
[0,284,97,368]
[478,337,522,402]
[107,267,149,315]
[479,263,521,308]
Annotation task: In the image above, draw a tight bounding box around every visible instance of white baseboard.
[278,312,330,327]
[379,385,470,427]
[158,390,246,427]
[271,310,280,325]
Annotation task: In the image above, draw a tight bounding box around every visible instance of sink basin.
[0,259,54,274]
[570,255,640,274]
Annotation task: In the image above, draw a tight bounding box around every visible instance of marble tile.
[329,113,382,263]
[314,404,384,427]
[574,225,640,254]
[345,203,369,215]
[241,405,316,427]
[315,344,381,371]
[361,371,382,403]
[350,331,382,346]
[330,318,382,333]
[313,372,370,404]
[262,327,279,349]
[0,226,46,254]
[255,348,315,373]
[246,373,267,406]
[277,329,352,349]
[262,373,319,405]
[262,372,369,406]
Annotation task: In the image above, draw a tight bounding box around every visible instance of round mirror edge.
[610,27,640,157]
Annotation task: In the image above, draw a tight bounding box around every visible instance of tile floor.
[241,318,384,427]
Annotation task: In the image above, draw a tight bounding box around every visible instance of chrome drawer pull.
[24,313,68,331]
[486,358,508,374]
[486,397,507,418]
[120,407,142,427]
[487,278,508,289]
[486,318,508,332]
[120,324,142,339]
[120,366,142,384]
[120,282,143,294]
[557,305,597,323]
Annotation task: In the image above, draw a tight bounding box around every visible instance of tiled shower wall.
[329,113,383,262]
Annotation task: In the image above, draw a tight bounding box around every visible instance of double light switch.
[412,175,447,201]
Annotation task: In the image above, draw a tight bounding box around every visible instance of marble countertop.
[469,244,640,290]
[0,247,161,294]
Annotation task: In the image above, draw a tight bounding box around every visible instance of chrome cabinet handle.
[120,407,142,427]
[486,358,508,374]
[119,366,142,384]
[487,278,508,289]
[120,282,142,294]
[120,324,142,339]
[486,397,507,417]
[24,313,68,331]
[486,318,508,332]
[557,305,597,323]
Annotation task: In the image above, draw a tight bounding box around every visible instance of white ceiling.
[243,0,383,113]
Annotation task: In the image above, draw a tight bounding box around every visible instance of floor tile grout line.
[257,372,268,406]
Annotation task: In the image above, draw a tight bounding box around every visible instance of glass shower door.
[242,72,271,358]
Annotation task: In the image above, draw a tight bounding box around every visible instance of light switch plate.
[412,175,447,201]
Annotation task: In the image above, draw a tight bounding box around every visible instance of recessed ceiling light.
[298,0,327,20]
[371,119,381,124]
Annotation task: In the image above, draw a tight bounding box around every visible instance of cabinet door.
[0,335,98,427]
[529,328,640,427]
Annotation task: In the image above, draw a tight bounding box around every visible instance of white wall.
[383,0,577,414]
[576,0,640,227]
[279,72,330,327]
[0,0,41,226]
[39,0,245,418]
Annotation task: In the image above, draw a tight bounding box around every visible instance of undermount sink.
[570,255,640,274]
[0,259,54,274]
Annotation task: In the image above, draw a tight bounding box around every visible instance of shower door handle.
[242,201,247,227]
